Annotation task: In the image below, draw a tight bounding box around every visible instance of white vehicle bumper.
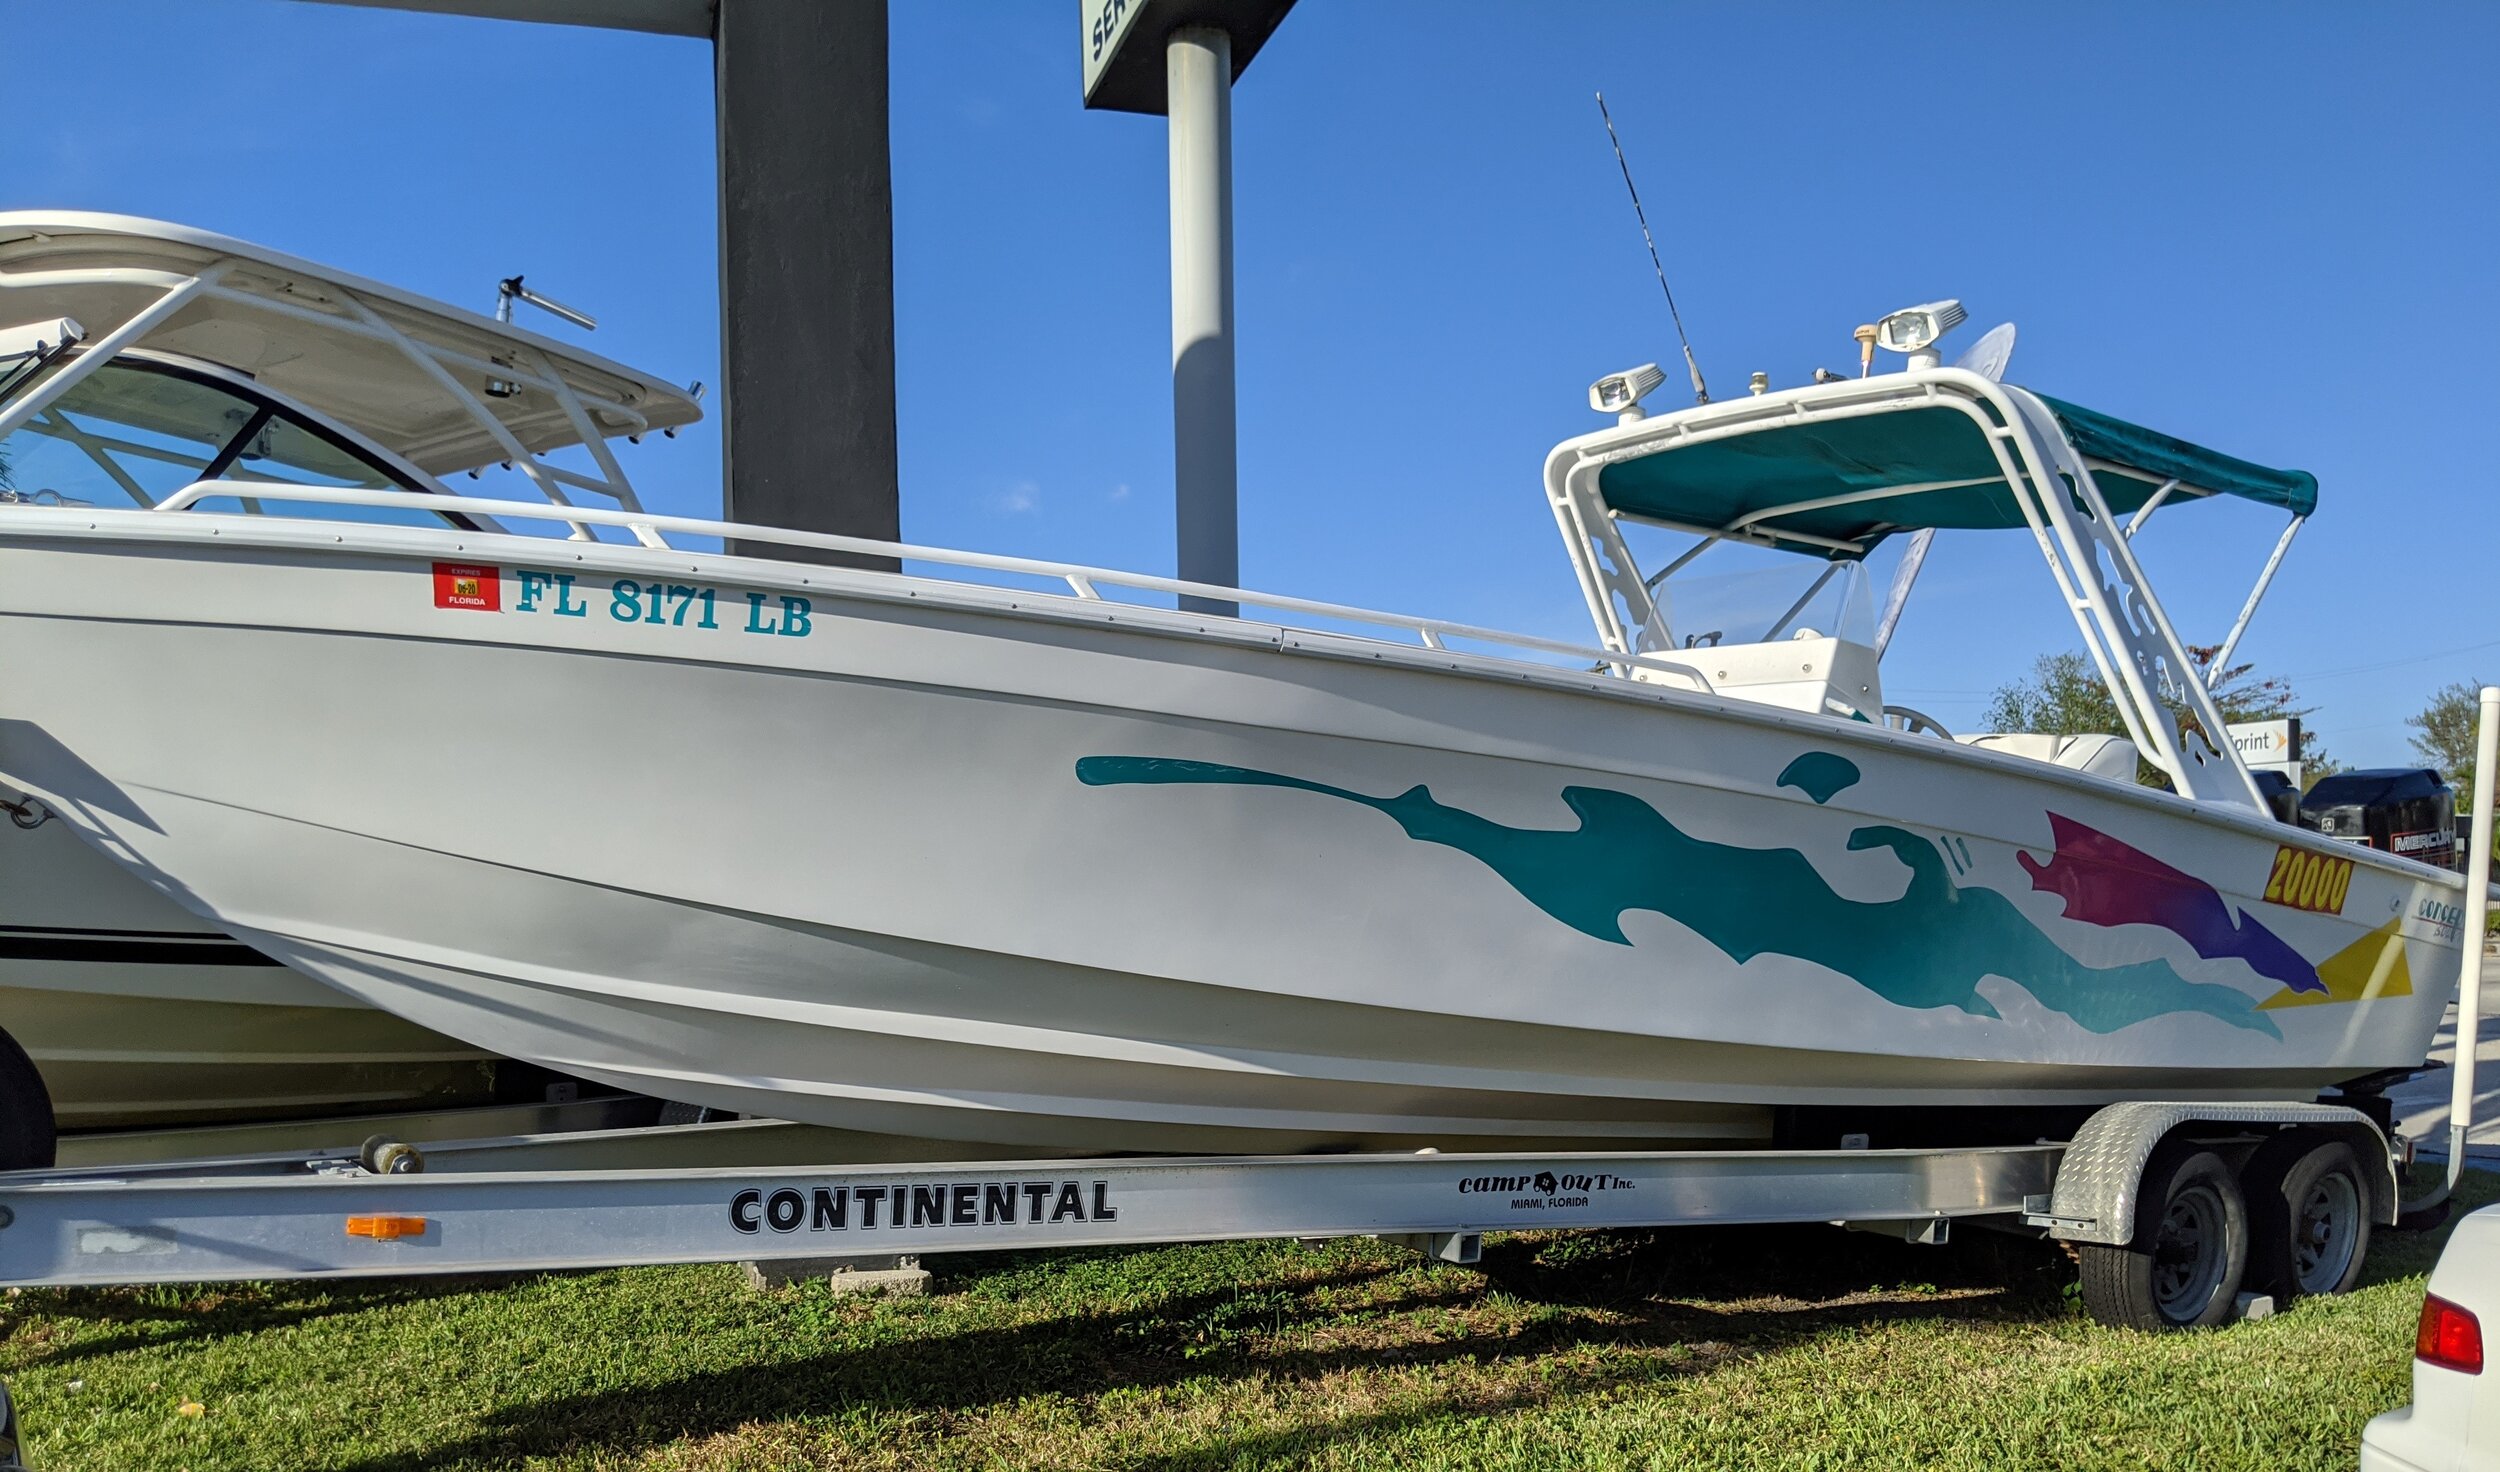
[2360,1406,2454,1472]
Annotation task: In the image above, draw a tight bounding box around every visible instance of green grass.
[6,1172,2491,1471]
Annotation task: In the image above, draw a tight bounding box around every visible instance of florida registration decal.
[464,568,818,641]
[2262,844,2353,915]
[432,562,502,611]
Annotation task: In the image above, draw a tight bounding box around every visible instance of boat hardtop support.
[0,212,702,542]
[1544,317,2320,809]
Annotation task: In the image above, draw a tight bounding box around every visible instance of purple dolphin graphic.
[2018,813,2324,995]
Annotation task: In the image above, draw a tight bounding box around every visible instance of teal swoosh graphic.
[1075,756,2279,1039]
[1777,751,1861,804]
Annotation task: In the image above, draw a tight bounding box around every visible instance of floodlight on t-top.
[1873,299,1968,370]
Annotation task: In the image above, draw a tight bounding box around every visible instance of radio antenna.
[1595,92,1709,405]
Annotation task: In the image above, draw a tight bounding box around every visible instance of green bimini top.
[1595,389,2318,559]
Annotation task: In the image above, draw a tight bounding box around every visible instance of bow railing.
[148,480,1717,692]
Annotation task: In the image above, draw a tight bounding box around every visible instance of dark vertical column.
[715,0,900,569]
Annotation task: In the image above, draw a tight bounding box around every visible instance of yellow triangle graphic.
[2260,918,2412,1009]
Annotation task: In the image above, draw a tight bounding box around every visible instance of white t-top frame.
[1542,369,2272,809]
[0,234,673,546]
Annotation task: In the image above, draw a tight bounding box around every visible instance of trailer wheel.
[2078,1146,2248,1330]
[2245,1135,2372,1301]
[0,1025,56,1172]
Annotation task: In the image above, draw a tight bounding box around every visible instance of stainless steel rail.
[149,480,1718,692]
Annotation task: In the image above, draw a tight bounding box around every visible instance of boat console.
[1637,630,1883,725]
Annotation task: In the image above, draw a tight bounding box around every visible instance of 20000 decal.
[2262,843,2353,916]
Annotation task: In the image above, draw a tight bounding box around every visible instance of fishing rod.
[1595,91,1709,405]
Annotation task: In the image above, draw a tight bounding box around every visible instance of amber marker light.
[344,1216,429,1241]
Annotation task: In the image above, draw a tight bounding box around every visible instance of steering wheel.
[1883,704,1953,740]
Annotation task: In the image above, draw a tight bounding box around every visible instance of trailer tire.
[2245,1135,2372,1301]
[0,1025,56,1172]
[2078,1145,2248,1330]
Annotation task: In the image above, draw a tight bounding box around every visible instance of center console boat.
[0,214,2462,1154]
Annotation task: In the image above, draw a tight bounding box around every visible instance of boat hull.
[0,809,496,1131]
[0,517,2464,1151]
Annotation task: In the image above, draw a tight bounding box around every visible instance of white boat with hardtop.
[0,214,2465,1154]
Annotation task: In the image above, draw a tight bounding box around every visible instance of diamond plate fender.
[2035,1101,2395,1247]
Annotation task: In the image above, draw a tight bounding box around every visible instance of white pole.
[1167,26,1238,617]
[2443,686,2500,1195]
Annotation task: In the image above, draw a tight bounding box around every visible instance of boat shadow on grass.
[321,1226,2089,1472]
[0,1273,553,1372]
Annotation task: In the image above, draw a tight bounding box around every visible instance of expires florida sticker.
[433,562,501,611]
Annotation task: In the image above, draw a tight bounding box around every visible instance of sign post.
[290,0,902,568]
[1083,0,1298,616]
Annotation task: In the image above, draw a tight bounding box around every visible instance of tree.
[1983,645,2332,788]
[1983,651,2124,740]
[2409,680,2488,806]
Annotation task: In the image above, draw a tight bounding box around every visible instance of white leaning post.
[2442,685,2500,1197]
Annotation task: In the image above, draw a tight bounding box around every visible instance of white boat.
[0,214,2466,1154]
[0,805,497,1139]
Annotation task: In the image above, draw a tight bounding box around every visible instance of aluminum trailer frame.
[0,1096,2397,1290]
[0,1137,2060,1288]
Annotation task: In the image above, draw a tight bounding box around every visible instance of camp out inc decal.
[1457,1167,1637,1214]
[429,562,815,638]
[729,1177,1118,1237]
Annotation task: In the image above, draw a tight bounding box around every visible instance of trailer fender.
[2029,1101,2394,1247]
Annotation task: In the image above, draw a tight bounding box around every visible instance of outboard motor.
[2299,767,2456,868]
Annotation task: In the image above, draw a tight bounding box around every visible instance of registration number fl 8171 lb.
[431,563,814,639]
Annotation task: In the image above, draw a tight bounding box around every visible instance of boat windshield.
[0,355,463,528]
[1657,555,1875,651]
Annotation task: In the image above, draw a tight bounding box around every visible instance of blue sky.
[9,1,2495,765]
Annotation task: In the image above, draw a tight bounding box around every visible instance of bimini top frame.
[0,212,702,542]
[1543,368,2280,809]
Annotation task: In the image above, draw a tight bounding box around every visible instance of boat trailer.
[0,1097,2404,1326]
